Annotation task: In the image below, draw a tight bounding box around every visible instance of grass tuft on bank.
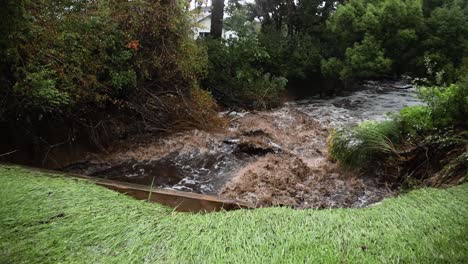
[1,166,467,263]
[328,78,468,187]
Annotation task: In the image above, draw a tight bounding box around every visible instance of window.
[198,32,211,38]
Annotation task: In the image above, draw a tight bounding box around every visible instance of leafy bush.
[419,80,468,129]
[202,35,287,109]
[1,0,205,117]
[0,0,213,160]
[322,34,392,80]
[328,120,400,168]
[259,32,323,82]
[187,86,226,129]
[12,68,71,111]
[321,58,345,79]
[397,106,431,138]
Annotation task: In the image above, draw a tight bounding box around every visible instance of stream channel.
[65,80,423,208]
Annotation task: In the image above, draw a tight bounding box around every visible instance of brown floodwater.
[64,79,423,208]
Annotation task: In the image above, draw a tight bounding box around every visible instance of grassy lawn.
[0,166,467,263]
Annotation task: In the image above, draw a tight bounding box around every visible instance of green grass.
[328,120,400,168]
[1,166,467,263]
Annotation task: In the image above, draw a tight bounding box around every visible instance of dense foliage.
[0,0,215,161]
[201,36,287,109]
[1,0,206,116]
[324,0,467,83]
[202,0,468,105]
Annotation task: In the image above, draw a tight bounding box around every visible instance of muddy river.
[65,80,423,208]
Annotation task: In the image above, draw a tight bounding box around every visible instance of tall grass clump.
[328,76,467,185]
[328,120,400,168]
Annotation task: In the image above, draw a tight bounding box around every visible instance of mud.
[64,80,420,208]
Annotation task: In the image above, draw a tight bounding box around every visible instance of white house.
[192,6,237,39]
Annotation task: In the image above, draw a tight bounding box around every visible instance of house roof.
[192,6,212,23]
[198,14,211,23]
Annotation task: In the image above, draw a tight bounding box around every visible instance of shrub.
[202,36,287,109]
[397,106,431,138]
[186,86,226,129]
[234,73,287,109]
[419,79,468,129]
[1,0,205,118]
[341,34,393,80]
[0,0,212,161]
[12,68,71,111]
[397,76,468,139]
[259,32,323,82]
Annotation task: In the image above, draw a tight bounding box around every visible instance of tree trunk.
[210,0,224,38]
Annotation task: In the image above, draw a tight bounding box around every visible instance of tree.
[324,0,426,78]
[210,0,225,38]
[0,0,210,161]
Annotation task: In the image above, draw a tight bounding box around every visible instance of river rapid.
[65,80,422,208]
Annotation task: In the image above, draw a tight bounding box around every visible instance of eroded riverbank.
[64,80,422,208]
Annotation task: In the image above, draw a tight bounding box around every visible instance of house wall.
[193,17,212,39]
[192,10,238,40]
